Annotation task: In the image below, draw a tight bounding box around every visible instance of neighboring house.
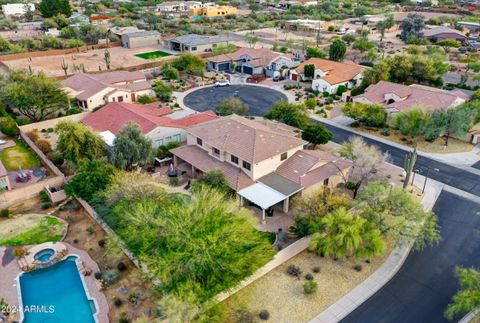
[290,58,366,94]
[63,71,154,110]
[284,19,325,33]
[411,0,439,5]
[422,26,467,43]
[82,102,219,148]
[109,26,141,37]
[171,115,351,220]
[457,21,480,33]
[207,47,295,77]
[191,5,237,17]
[156,1,202,12]
[121,30,161,49]
[163,33,235,52]
[353,80,470,113]
[1,3,35,16]
[69,13,90,26]
[44,28,60,36]
[0,161,11,191]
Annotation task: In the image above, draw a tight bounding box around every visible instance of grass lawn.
[135,50,172,60]
[0,215,65,246]
[0,140,40,171]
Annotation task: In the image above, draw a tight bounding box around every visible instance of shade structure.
[237,182,287,210]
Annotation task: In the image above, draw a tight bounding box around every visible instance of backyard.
[0,214,66,246]
[0,140,40,171]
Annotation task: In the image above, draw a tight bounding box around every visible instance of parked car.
[273,75,285,82]
[215,80,230,87]
[0,140,6,145]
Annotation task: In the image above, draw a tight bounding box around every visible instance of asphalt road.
[183,85,287,116]
[316,121,480,197]
[342,190,480,323]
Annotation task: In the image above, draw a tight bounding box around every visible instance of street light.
[421,167,440,194]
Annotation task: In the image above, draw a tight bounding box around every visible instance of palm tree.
[308,207,385,260]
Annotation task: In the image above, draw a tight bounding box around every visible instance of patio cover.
[237,182,287,210]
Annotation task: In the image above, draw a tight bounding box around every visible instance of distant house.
[69,13,90,26]
[353,80,470,113]
[171,115,351,220]
[290,58,366,94]
[82,102,218,148]
[457,21,480,33]
[109,26,141,37]
[207,47,295,77]
[156,1,202,12]
[1,3,35,16]
[63,71,154,110]
[422,26,467,43]
[121,30,161,49]
[163,33,236,52]
[0,161,11,191]
[190,5,237,17]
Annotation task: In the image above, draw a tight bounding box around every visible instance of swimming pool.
[18,256,97,323]
[33,248,55,262]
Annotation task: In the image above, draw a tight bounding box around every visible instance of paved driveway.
[342,190,480,323]
[183,85,287,116]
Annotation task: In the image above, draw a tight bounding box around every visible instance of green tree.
[162,65,180,80]
[400,13,425,41]
[391,108,427,140]
[172,53,205,76]
[38,0,72,18]
[55,121,106,164]
[308,207,386,260]
[137,94,156,104]
[304,64,315,78]
[65,160,114,201]
[153,81,173,102]
[192,169,230,193]
[306,47,327,59]
[0,36,12,53]
[245,34,259,48]
[301,124,333,149]
[437,39,461,52]
[215,97,249,116]
[329,39,347,61]
[445,267,480,320]
[265,101,310,129]
[352,38,376,53]
[212,43,237,56]
[110,122,154,170]
[0,70,69,121]
[342,102,387,127]
[442,106,476,146]
[342,34,356,45]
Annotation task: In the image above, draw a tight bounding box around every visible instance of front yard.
[0,214,65,246]
[0,140,40,171]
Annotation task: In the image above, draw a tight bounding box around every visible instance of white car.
[0,140,6,145]
[215,80,230,87]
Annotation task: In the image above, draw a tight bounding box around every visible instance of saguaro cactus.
[104,49,111,70]
[403,148,417,189]
[61,58,68,76]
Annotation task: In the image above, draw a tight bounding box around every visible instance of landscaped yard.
[135,50,172,60]
[216,245,393,323]
[0,140,40,171]
[0,214,65,246]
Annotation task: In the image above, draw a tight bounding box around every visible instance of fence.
[0,176,64,208]
[19,131,64,177]
[18,112,90,134]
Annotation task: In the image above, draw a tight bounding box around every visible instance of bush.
[102,269,119,283]
[287,264,302,277]
[169,176,178,186]
[94,272,103,280]
[0,209,9,218]
[336,85,347,96]
[353,264,363,272]
[380,128,390,136]
[305,273,314,281]
[0,117,18,136]
[39,190,50,202]
[137,94,156,104]
[12,246,26,257]
[346,181,357,190]
[16,117,31,126]
[86,226,95,235]
[117,262,127,271]
[66,108,82,115]
[303,281,318,294]
[41,201,52,210]
[98,239,106,247]
[113,298,123,307]
[313,266,321,273]
[35,139,51,153]
[26,131,39,141]
[259,309,270,320]
[305,98,317,109]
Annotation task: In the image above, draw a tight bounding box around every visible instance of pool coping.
[15,253,101,323]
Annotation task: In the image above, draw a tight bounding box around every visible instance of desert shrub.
[41,201,52,209]
[353,264,363,272]
[114,298,123,307]
[380,128,390,136]
[287,264,302,277]
[102,269,119,283]
[35,139,51,153]
[26,131,39,141]
[303,281,318,294]
[169,176,178,186]
[39,190,50,202]
[0,117,18,136]
[235,305,255,323]
[12,247,26,257]
[94,272,103,280]
[305,98,317,109]
[117,262,127,271]
[137,94,156,104]
[16,117,31,126]
[259,309,270,320]
[0,209,9,218]
[98,239,106,247]
[86,226,95,234]
[305,273,314,281]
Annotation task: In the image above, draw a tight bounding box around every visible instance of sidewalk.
[309,173,444,323]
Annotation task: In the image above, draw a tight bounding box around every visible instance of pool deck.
[0,243,109,323]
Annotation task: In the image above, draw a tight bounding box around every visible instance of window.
[281,152,288,161]
[242,161,251,171]
[118,96,123,102]
[173,134,181,142]
[155,139,164,148]
[231,155,239,164]
[112,97,116,102]
[197,137,203,146]
[192,46,197,51]
[323,178,329,186]
[212,147,220,156]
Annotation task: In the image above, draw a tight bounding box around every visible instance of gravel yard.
[221,245,393,323]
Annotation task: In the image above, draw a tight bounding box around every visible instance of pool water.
[19,256,96,323]
[33,248,55,262]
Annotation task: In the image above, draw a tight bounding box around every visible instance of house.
[82,102,219,148]
[290,58,366,94]
[422,26,467,43]
[63,71,154,110]
[457,21,480,33]
[121,30,161,49]
[1,3,35,16]
[109,26,141,37]
[171,115,351,220]
[353,80,470,113]
[156,1,202,12]
[0,161,11,191]
[163,33,235,52]
[191,5,237,17]
[285,19,325,33]
[69,13,90,26]
[207,47,295,77]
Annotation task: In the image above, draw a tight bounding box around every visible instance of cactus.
[403,148,417,189]
[104,49,111,70]
[61,58,68,76]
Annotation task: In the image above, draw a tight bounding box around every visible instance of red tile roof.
[82,102,218,135]
[294,58,365,85]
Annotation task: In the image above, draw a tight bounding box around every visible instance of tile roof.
[208,47,291,68]
[0,160,7,177]
[275,149,351,188]
[356,80,469,112]
[124,30,161,38]
[187,115,306,164]
[82,102,218,134]
[294,58,365,85]
[171,145,254,190]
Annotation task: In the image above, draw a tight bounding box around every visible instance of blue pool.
[33,248,55,262]
[19,256,96,323]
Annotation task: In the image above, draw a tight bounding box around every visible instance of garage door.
[243,66,254,75]
[218,62,230,71]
